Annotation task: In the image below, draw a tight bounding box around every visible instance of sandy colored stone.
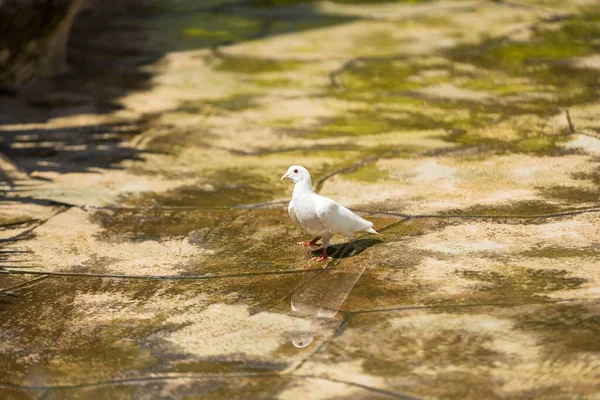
[320,154,599,213]
[3,208,213,275]
[2,0,600,398]
[163,303,326,360]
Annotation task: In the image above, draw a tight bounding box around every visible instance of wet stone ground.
[1,0,600,398]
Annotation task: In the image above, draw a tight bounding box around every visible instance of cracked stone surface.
[1,0,600,398]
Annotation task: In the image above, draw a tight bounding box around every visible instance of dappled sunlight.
[1,0,600,398]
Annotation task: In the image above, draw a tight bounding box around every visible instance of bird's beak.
[280,174,289,181]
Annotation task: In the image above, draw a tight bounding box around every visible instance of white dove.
[281,165,378,261]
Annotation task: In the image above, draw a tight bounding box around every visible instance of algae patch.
[214,57,304,74]
[342,164,389,182]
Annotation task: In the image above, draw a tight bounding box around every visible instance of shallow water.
[1,0,600,398]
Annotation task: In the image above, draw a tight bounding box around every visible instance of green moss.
[516,137,554,152]
[265,14,357,38]
[461,75,538,95]
[343,164,388,182]
[253,77,295,87]
[205,95,260,112]
[340,60,418,92]
[178,13,261,46]
[445,129,569,155]
[309,109,453,138]
[323,12,600,140]
[311,114,397,138]
[182,28,235,41]
[249,0,308,6]
[214,57,304,74]
[453,15,600,73]
[170,95,260,128]
[446,14,600,114]
[317,12,600,156]
[267,146,362,160]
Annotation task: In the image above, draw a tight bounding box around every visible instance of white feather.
[285,166,377,238]
[288,200,301,228]
[315,196,373,237]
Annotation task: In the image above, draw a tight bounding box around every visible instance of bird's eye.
[294,169,298,173]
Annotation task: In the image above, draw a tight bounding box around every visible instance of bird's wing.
[315,195,373,237]
[288,200,301,228]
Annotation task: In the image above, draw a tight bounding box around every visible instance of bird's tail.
[367,227,378,234]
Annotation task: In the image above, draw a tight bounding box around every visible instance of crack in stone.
[492,0,566,14]
[342,299,575,316]
[0,373,417,399]
[565,109,600,140]
[353,207,600,221]
[313,156,382,193]
[3,205,598,280]
[294,374,422,400]
[31,202,600,222]
[288,311,355,376]
[1,268,326,281]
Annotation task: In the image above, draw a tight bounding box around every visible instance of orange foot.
[311,255,332,262]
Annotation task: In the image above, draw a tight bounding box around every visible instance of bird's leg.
[312,235,332,262]
[297,236,321,247]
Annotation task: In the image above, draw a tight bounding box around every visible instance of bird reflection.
[292,334,314,349]
[290,262,366,348]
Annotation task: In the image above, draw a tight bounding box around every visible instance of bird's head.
[281,165,311,184]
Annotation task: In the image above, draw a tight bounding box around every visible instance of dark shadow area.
[312,237,383,260]
[0,0,358,184]
[0,123,142,175]
[0,292,19,304]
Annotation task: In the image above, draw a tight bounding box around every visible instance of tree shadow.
[0,123,143,176]
[0,0,357,185]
